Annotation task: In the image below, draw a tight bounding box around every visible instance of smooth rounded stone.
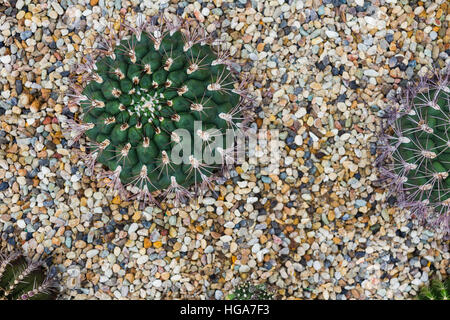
[214,290,223,300]
[364,69,379,77]
[137,255,149,265]
[205,245,214,254]
[153,279,162,288]
[20,30,33,40]
[16,177,26,185]
[56,38,65,48]
[203,197,215,205]
[93,192,103,200]
[239,265,250,273]
[184,283,195,292]
[251,243,261,253]
[223,222,235,228]
[249,53,258,61]
[313,261,322,271]
[128,223,138,234]
[429,31,437,41]
[0,55,11,64]
[51,1,64,15]
[17,219,26,229]
[285,157,293,165]
[326,30,339,38]
[16,0,24,9]
[168,216,177,226]
[86,249,99,258]
[220,235,232,243]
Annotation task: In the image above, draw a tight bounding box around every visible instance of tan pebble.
[260,234,268,244]
[194,9,204,22]
[51,237,61,246]
[153,241,162,248]
[243,34,252,43]
[269,174,279,182]
[310,82,322,90]
[125,273,134,283]
[132,211,141,221]
[16,10,25,20]
[328,211,335,222]
[257,42,265,52]
[281,184,290,194]
[173,242,182,251]
[351,289,360,299]
[72,34,82,44]
[75,240,86,249]
[112,264,120,273]
[415,30,424,42]
[311,37,323,45]
[30,99,40,112]
[161,272,170,280]
[12,106,21,114]
[210,232,221,239]
[41,88,51,100]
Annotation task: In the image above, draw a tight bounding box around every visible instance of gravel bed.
[0,0,449,300]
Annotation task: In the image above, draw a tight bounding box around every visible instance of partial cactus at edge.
[377,66,449,236]
[65,12,253,205]
[417,278,449,300]
[227,282,273,300]
[0,250,58,300]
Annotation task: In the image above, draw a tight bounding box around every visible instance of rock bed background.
[0,0,449,300]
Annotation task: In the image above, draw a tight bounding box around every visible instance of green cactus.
[227,282,273,300]
[417,278,449,300]
[66,13,252,205]
[378,67,449,236]
[0,250,58,300]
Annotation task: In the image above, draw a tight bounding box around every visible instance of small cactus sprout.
[65,12,253,206]
[377,66,449,236]
[417,278,449,300]
[0,251,58,300]
[227,282,273,300]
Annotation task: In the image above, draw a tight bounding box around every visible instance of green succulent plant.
[0,250,58,300]
[417,278,449,300]
[378,66,449,236]
[227,282,273,300]
[66,13,252,205]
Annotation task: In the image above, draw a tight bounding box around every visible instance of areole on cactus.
[64,11,254,205]
[377,66,449,236]
[0,250,58,300]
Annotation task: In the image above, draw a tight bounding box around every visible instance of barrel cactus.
[378,66,449,236]
[227,282,273,300]
[0,250,58,300]
[65,12,252,205]
[417,278,449,300]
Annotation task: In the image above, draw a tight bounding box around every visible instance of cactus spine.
[417,278,449,300]
[0,251,58,300]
